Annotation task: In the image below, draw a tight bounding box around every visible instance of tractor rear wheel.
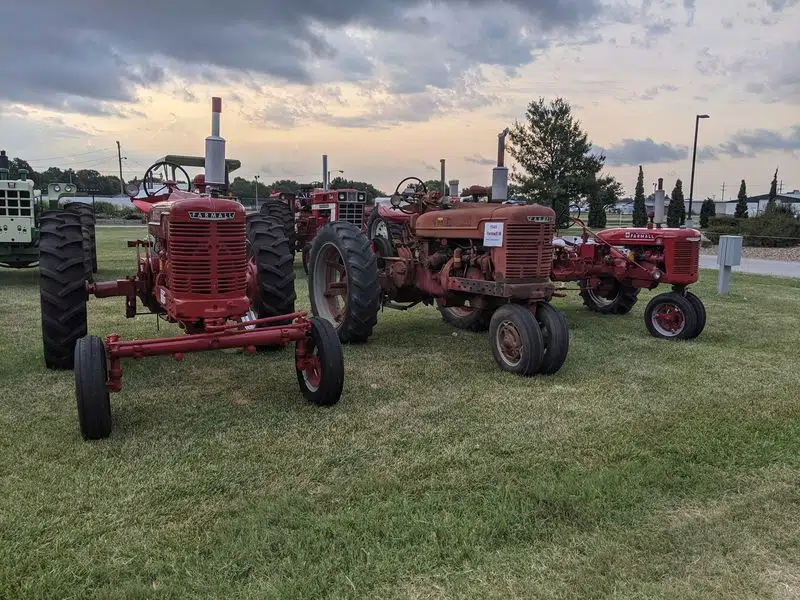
[260,200,296,255]
[644,292,698,340]
[39,210,88,370]
[534,302,570,375]
[684,291,706,339]
[302,242,312,276]
[436,300,492,332]
[246,214,296,327]
[64,202,97,274]
[295,317,344,406]
[309,221,380,344]
[579,277,639,314]
[366,206,403,242]
[488,304,544,376]
[74,335,112,440]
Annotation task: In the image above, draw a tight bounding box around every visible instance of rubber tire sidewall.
[644,292,698,340]
[535,302,570,375]
[488,304,545,376]
[75,335,112,440]
[684,291,706,339]
[296,317,344,406]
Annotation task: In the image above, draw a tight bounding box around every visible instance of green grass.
[1,227,799,599]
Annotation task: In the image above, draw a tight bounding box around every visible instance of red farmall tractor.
[38,98,344,441]
[261,182,373,275]
[550,178,706,340]
[307,176,570,377]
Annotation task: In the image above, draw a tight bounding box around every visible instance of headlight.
[358,193,365,201]
[65,185,73,192]
[53,184,61,192]
[338,192,345,200]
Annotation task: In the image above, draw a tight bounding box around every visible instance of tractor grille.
[505,223,553,279]
[168,221,247,296]
[338,202,365,227]
[671,240,699,276]
[0,190,32,217]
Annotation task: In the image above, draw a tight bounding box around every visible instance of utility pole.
[721,182,726,201]
[116,140,124,195]
[779,180,783,194]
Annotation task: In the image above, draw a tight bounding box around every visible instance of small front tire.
[296,317,344,406]
[74,335,112,440]
[684,291,706,339]
[644,292,698,340]
[488,304,544,376]
[535,302,570,375]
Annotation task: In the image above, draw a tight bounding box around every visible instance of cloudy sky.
[1,0,798,200]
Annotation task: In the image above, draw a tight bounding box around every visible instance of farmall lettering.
[527,215,553,223]
[188,211,236,220]
[623,231,655,240]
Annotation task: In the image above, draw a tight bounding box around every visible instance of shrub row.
[704,209,800,247]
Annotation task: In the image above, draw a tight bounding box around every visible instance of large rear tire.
[64,202,97,274]
[246,213,296,327]
[488,304,544,376]
[74,335,112,440]
[308,221,380,344]
[260,200,296,255]
[579,277,639,315]
[39,210,88,370]
[296,317,344,406]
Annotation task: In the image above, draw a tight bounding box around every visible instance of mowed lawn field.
[1,226,798,600]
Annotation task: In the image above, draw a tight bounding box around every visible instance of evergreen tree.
[765,168,778,214]
[667,179,685,227]
[699,197,716,228]
[632,165,647,227]
[587,181,607,228]
[734,179,749,218]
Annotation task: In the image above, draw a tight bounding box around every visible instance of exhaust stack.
[440,159,446,196]
[492,128,510,202]
[204,97,226,189]
[653,177,665,228]
[0,150,8,180]
[449,179,459,197]
[322,154,328,191]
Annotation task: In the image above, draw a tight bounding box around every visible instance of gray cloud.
[717,126,800,157]
[0,0,605,116]
[464,155,496,166]
[599,138,688,166]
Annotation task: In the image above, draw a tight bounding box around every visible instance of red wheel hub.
[652,303,685,334]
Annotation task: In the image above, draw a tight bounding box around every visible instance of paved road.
[700,254,800,278]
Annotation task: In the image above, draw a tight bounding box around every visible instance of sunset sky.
[1,0,798,200]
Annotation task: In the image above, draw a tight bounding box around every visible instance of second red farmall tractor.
[38,98,344,441]
[307,171,571,377]
[550,177,706,340]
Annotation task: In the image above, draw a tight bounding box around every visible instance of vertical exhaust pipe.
[492,127,510,202]
[440,159,446,196]
[654,177,665,228]
[204,97,226,190]
[322,154,328,191]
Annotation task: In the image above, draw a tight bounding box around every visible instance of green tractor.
[0,150,97,274]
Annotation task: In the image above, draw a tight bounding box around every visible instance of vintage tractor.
[550,195,706,340]
[262,181,373,275]
[0,152,95,272]
[38,97,344,441]
[307,175,570,377]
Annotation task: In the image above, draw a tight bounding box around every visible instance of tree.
[587,183,606,229]
[700,197,716,228]
[734,179,749,218]
[507,97,607,229]
[423,179,443,194]
[632,165,647,227]
[328,177,385,198]
[667,179,685,227]
[765,168,778,214]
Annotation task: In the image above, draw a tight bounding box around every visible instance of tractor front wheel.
[534,302,570,375]
[579,277,639,315]
[644,292,698,340]
[309,222,380,344]
[39,210,88,370]
[684,291,706,339]
[488,304,544,376]
[296,317,344,406]
[436,300,492,332]
[74,335,112,440]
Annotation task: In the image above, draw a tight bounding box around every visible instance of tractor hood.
[596,227,702,245]
[414,202,555,240]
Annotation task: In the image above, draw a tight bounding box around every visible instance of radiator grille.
[168,220,247,295]
[505,223,553,279]
[671,240,699,276]
[339,202,365,227]
[0,191,32,217]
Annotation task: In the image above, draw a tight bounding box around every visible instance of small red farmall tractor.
[550,177,706,340]
[38,97,344,441]
[260,157,373,275]
[307,152,571,377]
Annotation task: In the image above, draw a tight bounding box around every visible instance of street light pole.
[687,113,709,228]
[328,169,343,188]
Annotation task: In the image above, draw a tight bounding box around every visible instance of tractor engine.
[144,195,249,329]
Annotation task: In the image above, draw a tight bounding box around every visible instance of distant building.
[713,190,800,217]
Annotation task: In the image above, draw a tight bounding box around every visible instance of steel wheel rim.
[651,302,685,336]
[373,219,389,239]
[587,279,620,307]
[495,320,523,367]
[312,242,348,326]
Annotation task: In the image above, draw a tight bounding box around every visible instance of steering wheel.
[142,161,192,197]
[390,176,428,214]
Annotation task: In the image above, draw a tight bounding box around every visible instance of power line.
[20,147,115,162]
